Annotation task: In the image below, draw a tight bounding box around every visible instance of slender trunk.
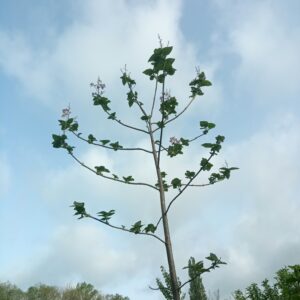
[149,125,180,300]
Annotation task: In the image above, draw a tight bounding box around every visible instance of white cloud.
[213,0,300,104]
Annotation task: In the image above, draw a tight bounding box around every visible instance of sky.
[0,0,299,299]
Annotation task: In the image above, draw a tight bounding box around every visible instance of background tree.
[0,282,25,300]
[26,284,61,300]
[233,264,300,300]
[188,257,207,300]
[52,42,237,299]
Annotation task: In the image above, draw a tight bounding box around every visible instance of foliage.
[0,281,129,300]
[188,257,208,300]
[233,265,300,300]
[52,41,238,300]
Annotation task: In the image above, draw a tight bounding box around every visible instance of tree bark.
[149,126,180,300]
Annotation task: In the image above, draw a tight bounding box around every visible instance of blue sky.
[0,0,300,299]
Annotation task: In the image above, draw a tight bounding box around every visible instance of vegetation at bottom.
[0,281,129,300]
[2,264,298,299]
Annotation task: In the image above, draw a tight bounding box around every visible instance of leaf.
[100,139,110,145]
[88,134,97,144]
[97,209,115,222]
[71,201,86,219]
[123,175,134,183]
[112,174,119,179]
[185,170,195,179]
[110,141,123,151]
[171,178,182,189]
[200,158,213,171]
[144,223,157,233]
[143,68,154,76]
[93,95,111,111]
[108,112,116,120]
[160,171,167,178]
[141,115,150,121]
[52,134,67,148]
[130,221,143,234]
[95,166,110,175]
[180,138,189,146]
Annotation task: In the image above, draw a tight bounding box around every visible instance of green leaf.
[130,221,143,234]
[144,223,157,233]
[141,115,150,121]
[160,171,167,178]
[123,175,134,183]
[185,170,195,179]
[108,112,116,120]
[71,201,86,219]
[110,141,123,151]
[200,158,213,171]
[52,134,67,148]
[93,95,111,111]
[97,209,115,222]
[100,139,110,145]
[112,174,119,179]
[200,121,216,134]
[180,138,189,146]
[95,166,110,175]
[143,68,154,76]
[171,178,182,189]
[160,96,178,117]
[167,143,183,157]
[127,90,138,107]
[202,143,214,148]
[88,134,97,144]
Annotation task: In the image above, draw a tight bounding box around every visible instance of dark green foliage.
[233,265,300,300]
[171,177,182,189]
[71,201,87,219]
[110,141,123,151]
[185,170,195,179]
[95,166,110,175]
[93,95,111,112]
[188,257,208,300]
[156,266,184,300]
[0,281,129,300]
[144,46,176,82]
[88,134,97,144]
[59,118,79,132]
[160,96,178,118]
[97,210,115,223]
[129,221,143,234]
[189,71,212,99]
[144,223,157,233]
[122,175,134,183]
[200,121,216,135]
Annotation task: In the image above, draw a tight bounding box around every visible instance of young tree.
[52,42,237,299]
[188,257,208,300]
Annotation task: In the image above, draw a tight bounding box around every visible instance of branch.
[157,81,165,166]
[153,98,194,133]
[155,153,215,227]
[104,110,149,134]
[71,131,153,154]
[150,78,159,117]
[178,265,215,290]
[68,151,159,191]
[86,214,166,244]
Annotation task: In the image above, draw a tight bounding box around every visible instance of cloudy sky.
[0,0,299,299]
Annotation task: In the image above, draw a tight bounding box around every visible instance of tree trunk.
[149,127,180,300]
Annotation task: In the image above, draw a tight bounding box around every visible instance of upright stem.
[148,122,180,300]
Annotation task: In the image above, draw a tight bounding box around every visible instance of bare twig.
[68,151,159,191]
[150,79,159,117]
[155,153,215,227]
[86,214,166,244]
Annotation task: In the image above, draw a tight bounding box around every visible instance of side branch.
[153,98,194,133]
[69,151,159,191]
[71,131,153,154]
[155,153,215,227]
[86,214,166,245]
[104,110,149,134]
